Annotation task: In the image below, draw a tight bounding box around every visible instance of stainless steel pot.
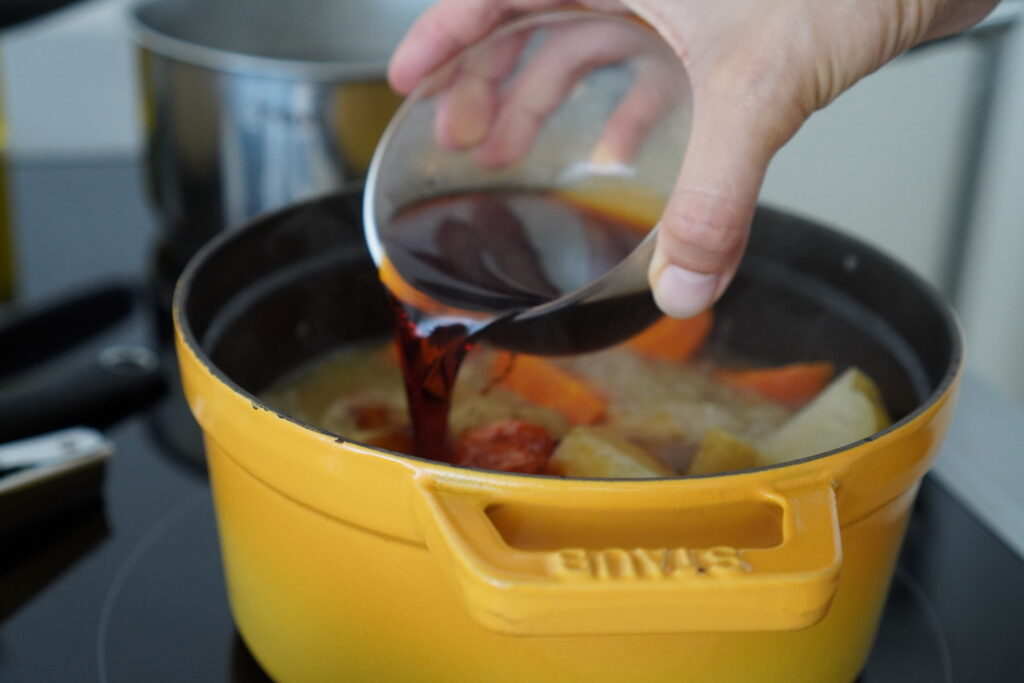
[131,0,426,238]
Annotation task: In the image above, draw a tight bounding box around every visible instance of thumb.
[648,99,779,318]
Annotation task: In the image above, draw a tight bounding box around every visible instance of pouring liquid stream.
[380,190,649,462]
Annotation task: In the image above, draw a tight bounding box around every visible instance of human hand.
[390,0,997,318]
[424,16,683,168]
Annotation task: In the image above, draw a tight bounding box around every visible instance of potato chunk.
[548,427,673,478]
[758,368,891,465]
[689,429,762,475]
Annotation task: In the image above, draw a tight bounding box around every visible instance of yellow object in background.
[0,158,15,302]
[334,82,403,175]
[0,59,15,303]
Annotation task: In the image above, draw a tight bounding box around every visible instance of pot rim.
[173,193,965,483]
[130,0,388,83]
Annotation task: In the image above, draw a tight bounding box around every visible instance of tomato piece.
[455,419,556,474]
[352,403,398,430]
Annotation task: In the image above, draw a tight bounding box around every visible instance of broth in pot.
[263,331,890,478]
[266,189,893,479]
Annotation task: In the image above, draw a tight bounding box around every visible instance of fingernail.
[653,265,720,318]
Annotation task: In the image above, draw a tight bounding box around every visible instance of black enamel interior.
[177,189,960,435]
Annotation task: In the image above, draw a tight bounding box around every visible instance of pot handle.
[413,477,842,635]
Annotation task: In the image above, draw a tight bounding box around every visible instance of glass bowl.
[364,11,692,353]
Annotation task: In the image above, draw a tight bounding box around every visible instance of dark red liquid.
[381,190,648,461]
[387,298,473,461]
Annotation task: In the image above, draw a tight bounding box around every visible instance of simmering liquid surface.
[263,195,892,476]
[261,341,795,475]
[381,190,648,461]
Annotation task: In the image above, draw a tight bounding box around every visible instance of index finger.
[388,0,569,94]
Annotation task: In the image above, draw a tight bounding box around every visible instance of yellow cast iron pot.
[174,193,963,682]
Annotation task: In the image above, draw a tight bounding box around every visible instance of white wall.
[1,0,139,157]
[957,21,1024,406]
[761,42,979,285]
[2,0,1022,404]
[760,18,1024,405]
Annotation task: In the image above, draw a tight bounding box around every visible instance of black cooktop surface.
[85,477,1009,683]
[2,161,1023,682]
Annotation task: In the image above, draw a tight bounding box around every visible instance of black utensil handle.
[0,0,90,30]
[0,345,167,442]
[0,282,137,381]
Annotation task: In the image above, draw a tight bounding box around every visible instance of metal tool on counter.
[0,426,110,474]
[0,428,112,537]
[0,282,169,533]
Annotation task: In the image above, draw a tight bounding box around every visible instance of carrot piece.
[626,309,713,362]
[715,362,835,406]
[493,353,607,425]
